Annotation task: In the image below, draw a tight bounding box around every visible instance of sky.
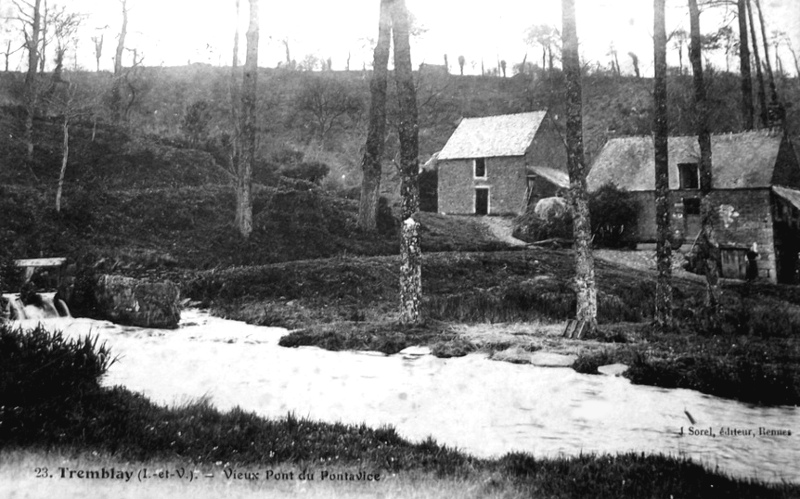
[2,0,799,77]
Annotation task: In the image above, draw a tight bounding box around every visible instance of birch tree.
[562,0,597,332]
[16,0,43,160]
[391,0,422,325]
[689,0,720,315]
[110,0,127,121]
[235,0,258,238]
[654,0,672,327]
[357,0,391,231]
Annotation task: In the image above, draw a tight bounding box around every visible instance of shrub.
[180,100,212,146]
[512,201,573,243]
[588,183,638,248]
[0,323,117,442]
[280,161,330,184]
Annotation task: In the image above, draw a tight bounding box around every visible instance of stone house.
[587,129,800,283]
[436,111,568,216]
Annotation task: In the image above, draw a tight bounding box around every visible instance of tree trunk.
[39,0,47,73]
[746,0,768,127]
[56,115,69,213]
[753,0,778,104]
[111,0,128,121]
[391,0,422,326]
[562,0,597,331]
[235,0,258,239]
[737,0,754,130]
[24,0,42,161]
[689,0,720,316]
[229,0,241,179]
[654,0,672,328]
[357,0,391,231]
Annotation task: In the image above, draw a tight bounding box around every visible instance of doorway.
[475,188,489,215]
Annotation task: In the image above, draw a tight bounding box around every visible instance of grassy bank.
[3,386,798,498]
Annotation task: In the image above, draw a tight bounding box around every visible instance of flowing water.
[11,309,800,483]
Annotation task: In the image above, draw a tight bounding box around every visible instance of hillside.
[0,66,798,273]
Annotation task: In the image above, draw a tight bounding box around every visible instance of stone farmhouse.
[587,129,800,283]
[436,111,568,216]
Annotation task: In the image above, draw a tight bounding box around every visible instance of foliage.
[0,323,117,443]
[512,201,573,243]
[279,161,329,184]
[588,183,638,248]
[180,100,213,146]
[0,250,22,292]
[292,73,364,145]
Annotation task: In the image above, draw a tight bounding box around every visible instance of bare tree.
[654,0,672,327]
[38,0,47,72]
[391,0,422,326]
[91,33,103,72]
[235,0,258,238]
[562,0,597,333]
[689,0,720,316]
[357,0,391,231]
[607,43,621,76]
[15,0,43,160]
[110,0,128,121]
[629,51,640,78]
[50,80,97,212]
[672,28,688,75]
[753,0,777,104]
[294,74,363,145]
[737,0,754,129]
[525,24,559,72]
[50,5,82,82]
[746,0,767,126]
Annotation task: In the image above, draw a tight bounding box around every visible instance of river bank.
[2,312,798,497]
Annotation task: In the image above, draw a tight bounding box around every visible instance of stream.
[14,309,799,483]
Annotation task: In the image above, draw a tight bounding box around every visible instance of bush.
[512,200,572,243]
[588,183,638,248]
[0,323,117,442]
[280,161,330,184]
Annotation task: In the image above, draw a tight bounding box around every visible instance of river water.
[14,309,799,483]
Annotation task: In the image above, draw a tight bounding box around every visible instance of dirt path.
[478,216,528,247]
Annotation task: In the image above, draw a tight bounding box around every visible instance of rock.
[529,352,577,367]
[94,274,181,329]
[399,345,431,356]
[597,363,629,377]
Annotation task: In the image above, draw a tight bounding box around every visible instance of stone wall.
[437,156,527,215]
[630,189,776,281]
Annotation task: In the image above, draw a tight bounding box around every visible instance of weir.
[2,292,71,320]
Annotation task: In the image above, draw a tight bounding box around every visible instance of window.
[474,158,486,178]
[683,198,701,215]
[678,163,699,190]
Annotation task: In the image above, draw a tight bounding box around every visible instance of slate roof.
[773,185,800,211]
[587,130,784,191]
[527,166,570,189]
[437,111,548,160]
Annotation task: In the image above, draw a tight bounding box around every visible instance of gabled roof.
[773,186,800,211]
[528,166,569,189]
[587,130,785,191]
[437,111,548,160]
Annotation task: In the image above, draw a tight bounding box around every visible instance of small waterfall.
[2,292,71,320]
